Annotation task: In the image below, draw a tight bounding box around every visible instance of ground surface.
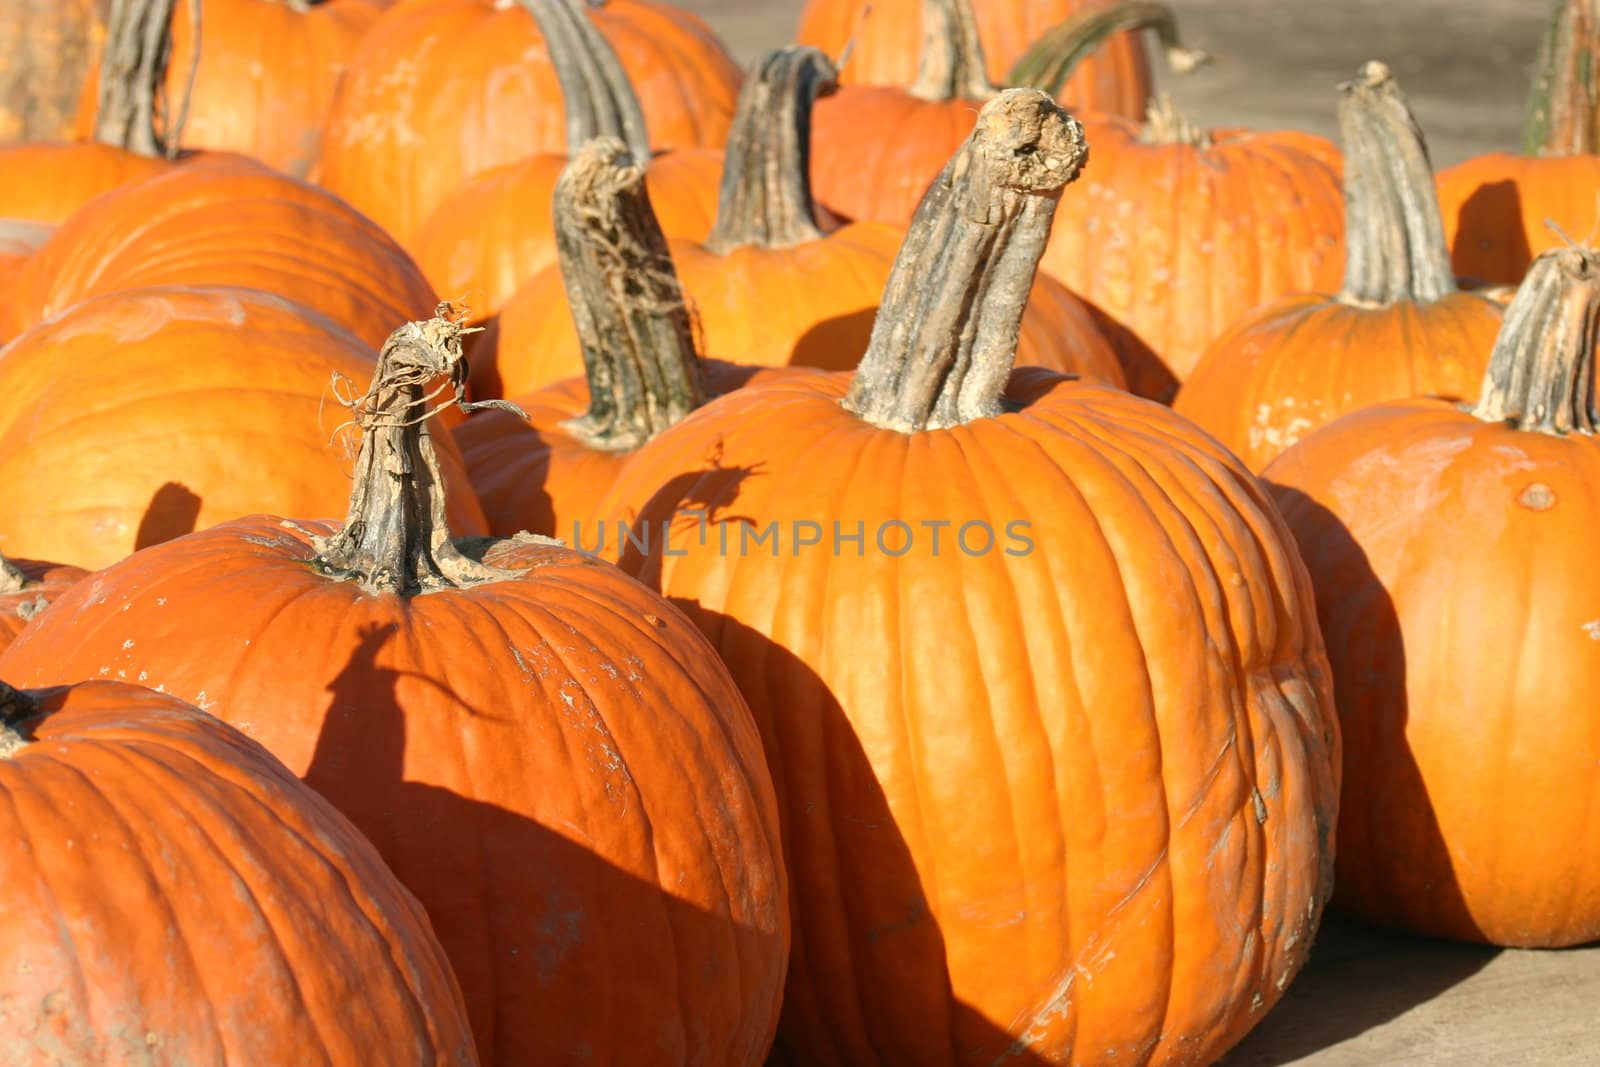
[681,3,1600,1064]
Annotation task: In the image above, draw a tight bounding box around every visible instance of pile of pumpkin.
[0,0,1596,1063]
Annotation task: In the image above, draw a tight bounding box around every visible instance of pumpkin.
[481,47,1126,399]
[1176,63,1504,471]
[807,0,1205,227]
[1039,96,1346,401]
[0,0,107,143]
[411,0,721,323]
[1437,0,1600,284]
[5,154,438,349]
[0,551,86,652]
[0,285,486,569]
[317,0,742,248]
[0,307,788,1066]
[795,0,1198,122]
[456,138,800,540]
[0,677,477,1064]
[595,90,1339,1063]
[1263,246,1600,948]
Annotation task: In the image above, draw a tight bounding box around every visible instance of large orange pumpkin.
[0,552,86,652]
[0,677,478,1064]
[483,48,1125,399]
[0,309,789,1066]
[0,286,486,569]
[597,90,1339,1064]
[1437,0,1600,284]
[1039,99,1345,400]
[317,0,742,248]
[1176,63,1503,471]
[796,0,1173,121]
[411,0,721,323]
[1263,246,1600,948]
[5,155,437,348]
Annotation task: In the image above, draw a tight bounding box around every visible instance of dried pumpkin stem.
[0,554,24,596]
[846,89,1087,432]
[909,0,999,102]
[1337,62,1456,307]
[1470,247,1600,434]
[517,0,651,161]
[93,0,199,158]
[556,139,707,450]
[1141,92,1211,147]
[314,307,526,595]
[705,47,838,253]
[0,681,36,758]
[1525,0,1600,157]
[1008,1,1211,97]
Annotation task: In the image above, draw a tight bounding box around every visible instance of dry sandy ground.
[679,4,1600,1064]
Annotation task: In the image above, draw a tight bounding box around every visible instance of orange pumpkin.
[1263,246,1600,948]
[0,286,486,569]
[411,0,721,323]
[1177,63,1503,470]
[0,678,478,1064]
[1437,0,1600,284]
[596,90,1339,1063]
[317,0,742,249]
[1039,99,1345,400]
[0,308,789,1066]
[6,155,437,349]
[0,552,86,652]
[482,48,1125,399]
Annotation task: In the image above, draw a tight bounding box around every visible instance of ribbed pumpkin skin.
[0,286,486,569]
[1175,293,1504,471]
[414,148,722,322]
[0,0,106,143]
[1436,153,1600,285]
[0,680,478,1065]
[458,361,802,539]
[7,156,437,349]
[600,369,1340,1065]
[794,0,1151,120]
[0,558,87,652]
[483,225,1127,398]
[1265,401,1600,948]
[1042,118,1346,401]
[0,525,789,1066]
[316,0,742,248]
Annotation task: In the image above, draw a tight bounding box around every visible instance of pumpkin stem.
[313,306,528,595]
[705,47,838,253]
[1141,92,1211,147]
[557,139,708,450]
[516,0,652,161]
[845,89,1087,432]
[94,0,200,158]
[0,681,37,758]
[1470,247,1600,434]
[909,0,999,102]
[1525,0,1600,157]
[1008,1,1211,97]
[1336,62,1456,307]
[0,554,24,596]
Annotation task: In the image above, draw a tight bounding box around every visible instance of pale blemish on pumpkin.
[1518,483,1556,511]
[1582,621,1600,641]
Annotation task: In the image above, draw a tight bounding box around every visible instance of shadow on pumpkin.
[788,307,879,373]
[134,481,202,550]
[664,605,1055,1066]
[1221,487,1496,1065]
[303,620,787,1066]
[1449,179,1531,284]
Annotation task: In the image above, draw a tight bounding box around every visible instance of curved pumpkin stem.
[909,0,999,102]
[705,47,838,253]
[845,89,1087,432]
[0,680,36,758]
[517,0,652,161]
[314,307,528,595]
[1525,0,1600,157]
[1008,1,1211,98]
[1471,247,1599,434]
[94,0,200,158]
[557,139,708,450]
[1337,62,1456,307]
